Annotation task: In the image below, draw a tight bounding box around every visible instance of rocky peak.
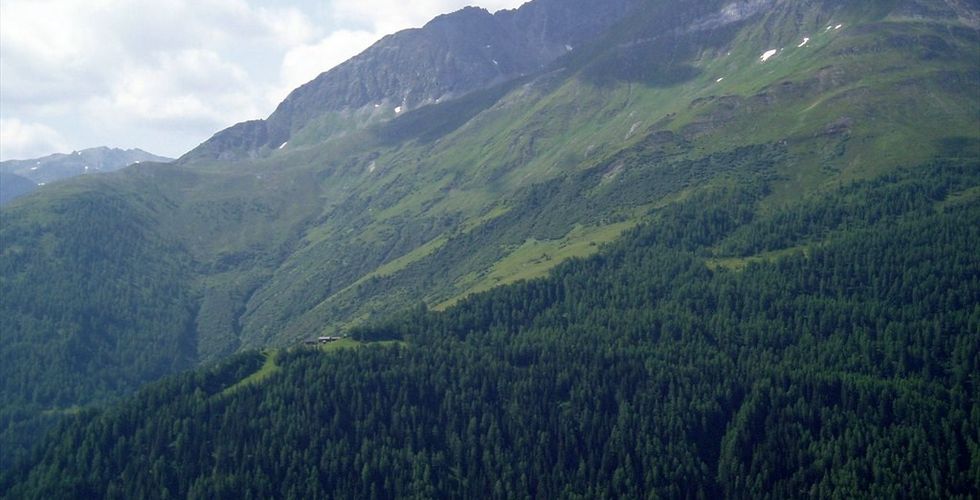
[183,0,644,162]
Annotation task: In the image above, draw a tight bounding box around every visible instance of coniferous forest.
[2,0,979,497]
[3,161,977,499]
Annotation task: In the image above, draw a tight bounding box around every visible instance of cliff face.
[184,0,643,161]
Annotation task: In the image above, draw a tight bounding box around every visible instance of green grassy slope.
[221,0,979,344]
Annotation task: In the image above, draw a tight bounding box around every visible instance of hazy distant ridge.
[0,147,172,205]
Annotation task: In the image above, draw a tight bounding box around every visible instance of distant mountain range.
[0,147,172,205]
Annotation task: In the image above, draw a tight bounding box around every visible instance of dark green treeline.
[3,162,978,499]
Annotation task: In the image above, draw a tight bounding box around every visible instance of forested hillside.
[1,0,978,490]
[3,160,977,498]
[0,175,198,466]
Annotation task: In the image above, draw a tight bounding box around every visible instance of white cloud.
[0,1,107,66]
[0,0,529,160]
[0,0,310,159]
[0,119,70,160]
[329,0,528,35]
[89,49,262,129]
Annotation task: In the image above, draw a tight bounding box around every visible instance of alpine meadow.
[1,0,979,498]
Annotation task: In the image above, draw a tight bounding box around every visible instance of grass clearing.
[220,339,401,395]
[706,245,812,271]
[314,338,363,352]
[936,185,980,211]
[221,350,280,396]
[41,406,84,417]
[313,338,404,353]
[359,236,449,281]
[435,220,637,310]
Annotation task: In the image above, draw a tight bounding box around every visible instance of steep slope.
[183,0,643,161]
[0,173,36,206]
[4,162,978,498]
[0,169,198,467]
[215,0,980,347]
[0,147,173,205]
[0,0,977,468]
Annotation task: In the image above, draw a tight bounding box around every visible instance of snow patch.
[38,182,46,186]
[835,24,842,30]
[394,106,403,114]
[374,103,381,108]
[30,166,38,171]
[492,59,498,66]
[685,0,773,34]
[84,165,89,171]
[368,161,377,173]
[278,142,288,150]
[565,44,573,51]
[760,49,778,62]
[626,121,642,140]
[716,77,725,82]
[826,25,833,31]
[798,37,810,47]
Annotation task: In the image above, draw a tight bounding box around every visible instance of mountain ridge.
[0,147,173,205]
[182,0,644,161]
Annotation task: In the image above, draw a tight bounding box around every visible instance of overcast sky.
[0,0,527,161]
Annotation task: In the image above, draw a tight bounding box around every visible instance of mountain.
[0,147,173,205]
[0,173,36,206]
[184,0,643,161]
[175,0,980,352]
[0,0,978,489]
[4,161,979,498]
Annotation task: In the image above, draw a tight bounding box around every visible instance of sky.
[0,0,527,161]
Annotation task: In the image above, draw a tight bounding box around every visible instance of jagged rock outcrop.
[183,0,643,161]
